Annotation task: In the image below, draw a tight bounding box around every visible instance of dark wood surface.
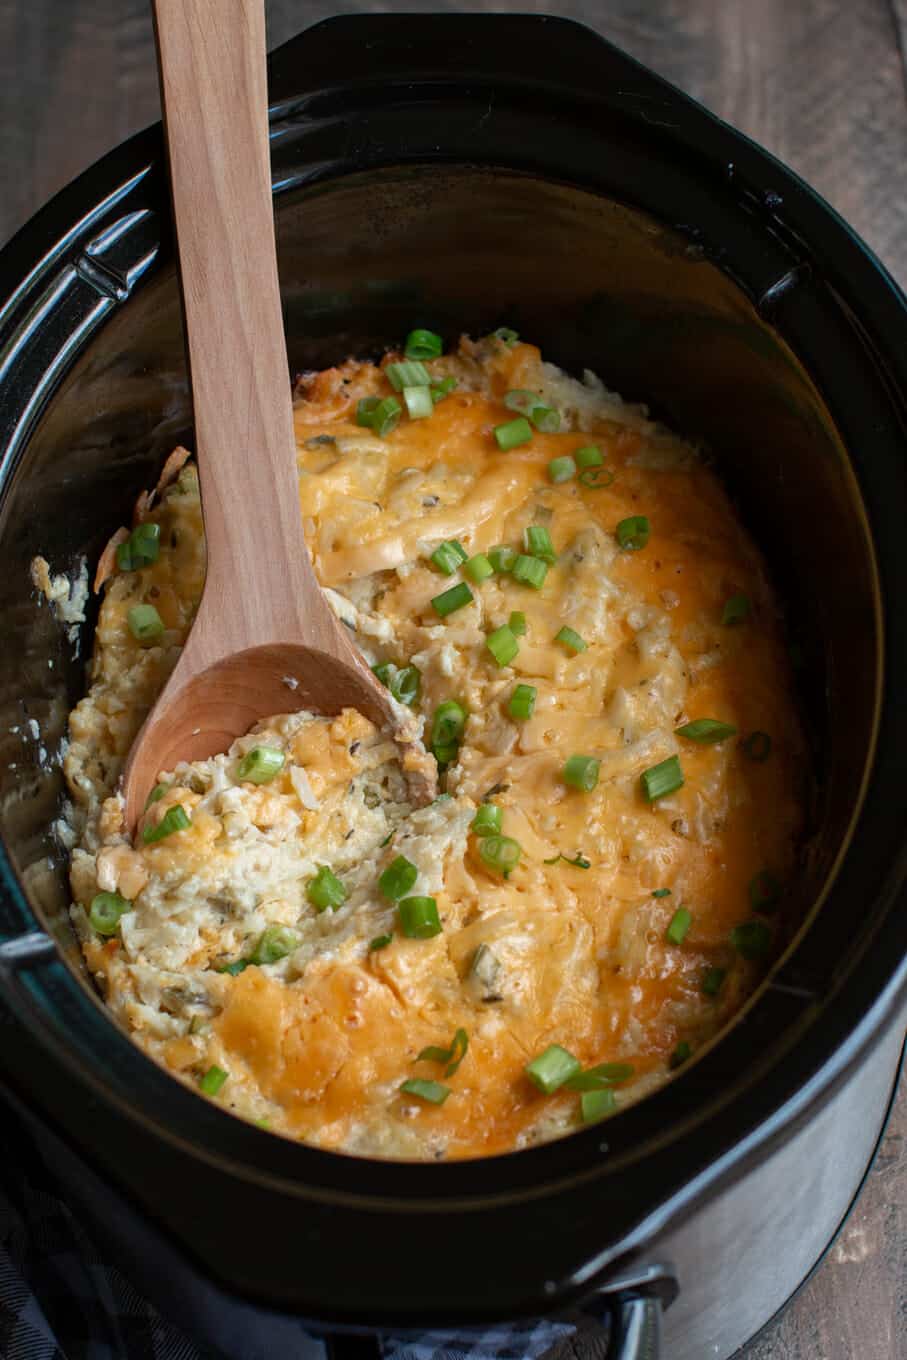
[0,2,904,1357]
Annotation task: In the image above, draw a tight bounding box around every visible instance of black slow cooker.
[0,15,905,1359]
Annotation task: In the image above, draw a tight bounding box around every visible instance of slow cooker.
[0,14,904,1359]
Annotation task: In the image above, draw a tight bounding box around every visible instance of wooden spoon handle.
[152,0,324,655]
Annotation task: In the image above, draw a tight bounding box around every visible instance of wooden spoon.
[122,0,431,830]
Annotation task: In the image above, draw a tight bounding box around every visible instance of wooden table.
[0,2,903,1356]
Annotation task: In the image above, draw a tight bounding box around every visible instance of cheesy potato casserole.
[64,331,804,1159]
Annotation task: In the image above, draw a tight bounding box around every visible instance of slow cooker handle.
[604,1291,663,1360]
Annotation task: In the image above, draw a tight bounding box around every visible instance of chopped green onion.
[486,624,520,667]
[117,522,161,570]
[579,466,615,489]
[417,1027,468,1077]
[431,376,457,403]
[430,540,468,575]
[545,852,591,869]
[504,389,540,415]
[493,327,519,346]
[743,731,772,762]
[216,959,249,976]
[509,683,537,720]
[581,1088,616,1123]
[666,907,692,945]
[525,1044,582,1094]
[464,553,494,584]
[575,445,604,469]
[400,1078,450,1104]
[432,741,459,767]
[652,888,671,898]
[555,625,587,654]
[722,593,751,625]
[145,783,167,809]
[641,755,684,802]
[238,745,285,783]
[372,661,421,707]
[88,891,131,936]
[143,804,191,844]
[616,515,650,551]
[307,865,347,912]
[369,934,393,951]
[404,328,443,360]
[566,1062,634,1090]
[431,700,467,747]
[508,610,527,636]
[749,870,782,913]
[548,456,576,484]
[702,966,726,996]
[471,804,503,837]
[523,524,555,564]
[431,582,474,617]
[127,603,164,643]
[494,417,533,451]
[379,855,419,901]
[479,834,522,877]
[531,406,561,433]
[512,554,548,589]
[731,919,772,959]
[371,396,402,437]
[676,718,738,744]
[398,896,442,939]
[356,396,380,427]
[250,925,301,965]
[386,360,431,391]
[488,544,517,573]
[199,1065,228,1096]
[563,755,600,791]
[669,1041,691,1070]
[403,385,434,419]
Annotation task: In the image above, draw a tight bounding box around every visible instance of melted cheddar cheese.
[65,334,804,1159]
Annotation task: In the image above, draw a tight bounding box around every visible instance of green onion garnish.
[404,328,443,360]
[512,554,548,589]
[641,755,684,802]
[488,544,517,573]
[504,389,540,416]
[356,396,380,428]
[128,603,164,643]
[471,804,503,837]
[523,525,555,564]
[508,611,527,636]
[531,406,561,433]
[145,783,167,809]
[307,865,347,913]
[216,959,249,976]
[417,1027,468,1077]
[525,1044,582,1094]
[431,700,467,747]
[566,1062,634,1090]
[117,522,161,571]
[486,624,519,668]
[431,581,474,617]
[579,467,615,489]
[666,907,692,945]
[509,683,537,720]
[581,1088,616,1123]
[743,731,772,762]
[238,746,285,783]
[369,934,393,952]
[544,852,591,869]
[548,456,576,484]
[575,445,603,469]
[493,327,519,346]
[398,896,442,939]
[400,1078,450,1104]
[722,593,751,625]
[430,540,468,575]
[143,804,191,844]
[563,755,600,791]
[749,870,782,913]
[88,891,131,936]
[372,661,421,707]
[676,719,738,744]
[702,966,726,996]
[464,553,494,584]
[250,925,301,965]
[555,625,586,654]
[403,385,433,420]
[432,742,458,768]
[199,1065,228,1097]
[479,834,521,877]
[494,417,533,451]
[616,515,650,551]
[386,360,431,391]
[652,888,671,898]
[371,396,402,437]
[379,855,418,901]
[431,377,457,403]
[669,1041,691,1070]
[731,919,772,959]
